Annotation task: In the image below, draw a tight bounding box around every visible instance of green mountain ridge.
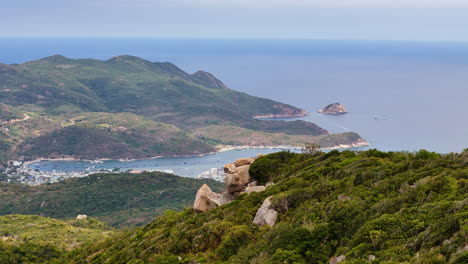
[0,55,366,162]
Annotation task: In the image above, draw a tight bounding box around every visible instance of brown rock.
[234,157,255,167]
[193,184,222,213]
[223,163,237,174]
[220,191,235,205]
[225,164,251,193]
[244,186,266,194]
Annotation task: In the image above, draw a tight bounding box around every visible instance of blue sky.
[2,0,468,41]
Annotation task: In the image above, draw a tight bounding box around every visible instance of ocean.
[2,38,467,175]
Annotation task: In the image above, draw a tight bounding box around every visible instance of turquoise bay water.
[2,38,467,176]
[28,148,296,177]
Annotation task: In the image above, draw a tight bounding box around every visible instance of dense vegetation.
[64,149,467,263]
[0,215,112,264]
[0,55,365,161]
[0,172,223,227]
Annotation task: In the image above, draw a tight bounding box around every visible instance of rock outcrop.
[318,103,348,115]
[193,184,222,213]
[194,156,264,213]
[76,214,87,220]
[244,186,266,194]
[224,157,259,193]
[234,157,255,167]
[225,164,251,193]
[253,196,278,227]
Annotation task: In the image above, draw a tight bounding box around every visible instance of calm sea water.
[2,38,467,175]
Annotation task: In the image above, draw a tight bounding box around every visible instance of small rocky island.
[318,103,348,115]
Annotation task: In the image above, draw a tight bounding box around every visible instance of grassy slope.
[0,215,113,250]
[0,215,113,264]
[16,112,215,160]
[0,172,223,227]
[0,55,368,162]
[65,150,467,264]
[193,125,364,148]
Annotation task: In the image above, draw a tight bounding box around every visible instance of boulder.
[337,194,351,201]
[225,165,251,193]
[219,191,235,205]
[247,181,258,187]
[330,255,346,264]
[223,163,237,174]
[244,186,266,194]
[193,184,222,213]
[234,157,255,167]
[253,196,278,227]
[76,214,87,220]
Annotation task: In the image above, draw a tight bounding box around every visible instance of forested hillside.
[0,172,223,227]
[64,149,467,264]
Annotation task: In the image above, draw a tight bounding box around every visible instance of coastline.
[252,110,309,119]
[23,139,370,167]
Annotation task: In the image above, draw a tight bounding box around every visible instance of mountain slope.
[0,172,223,227]
[0,215,113,264]
[65,150,468,264]
[0,55,367,161]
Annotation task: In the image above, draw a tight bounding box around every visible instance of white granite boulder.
[253,196,278,227]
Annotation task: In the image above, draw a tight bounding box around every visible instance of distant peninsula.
[0,56,366,162]
[318,103,348,115]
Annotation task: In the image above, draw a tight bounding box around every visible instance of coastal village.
[0,160,225,185]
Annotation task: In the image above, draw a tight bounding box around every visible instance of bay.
[2,38,467,175]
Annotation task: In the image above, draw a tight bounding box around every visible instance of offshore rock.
[253,196,278,227]
[318,103,348,115]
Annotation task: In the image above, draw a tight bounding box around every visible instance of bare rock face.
[220,191,235,205]
[193,184,222,213]
[234,157,255,167]
[253,196,278,227]
[244,186,266,194]
[76,214,88,220]
[225,164,251,193]
[223,163,237,174]
[318,103,348,115]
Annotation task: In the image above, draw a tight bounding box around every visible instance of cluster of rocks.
[193,156,278,227]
